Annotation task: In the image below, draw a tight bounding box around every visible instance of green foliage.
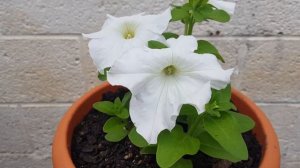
[128,127,148,148]
[195,4,231,23]
[162,32,179,39]
[170,158,193,168]
[98,67,110,81]
[93,93,131,119]
[206,85,235,114]
[157,125,200,168]
[203,112,248,161]
[197,131,241,162]
[171,6,190,21]
[140,145,157,154]
[103,117,128,142]
[93,92,132,143]
[229,112,255,133]
[196,40,225,63]
[148,40,168,49]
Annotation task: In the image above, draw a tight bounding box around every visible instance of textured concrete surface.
[0,0,299,167]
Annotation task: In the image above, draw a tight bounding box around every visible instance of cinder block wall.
[0,0,299,167]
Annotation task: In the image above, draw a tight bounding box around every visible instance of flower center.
[122,23,136,39]
[163,65,177,76]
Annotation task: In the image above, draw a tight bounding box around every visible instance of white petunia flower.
[107,35,233,144]
[83,8,171,73]
[208,0,236,15]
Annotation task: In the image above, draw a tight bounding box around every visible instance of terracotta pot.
[52,82,280,168]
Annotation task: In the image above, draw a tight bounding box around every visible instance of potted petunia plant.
[52,0,280,168]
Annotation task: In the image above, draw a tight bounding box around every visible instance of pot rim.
[52,82,280,168]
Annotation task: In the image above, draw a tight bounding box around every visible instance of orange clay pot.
[52,82,280,168]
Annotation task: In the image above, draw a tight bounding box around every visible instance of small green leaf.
[229,112,255,133]
[140,145,157,154]
[114,97,122,109]
[206,9,230,23]
[203,113,248,161]
[128,127,148,148]
[196,40,225,63]
[171,7,190,21]
[103,117,128,142]
[162,32,179,39]
[199,5,230,23]
[197,131,241,162]
[115,108,129,119]
[97,67,110,81]
[121,92,132,107]
[148,40,168,49]
[210,85,231,107]
[170,158,193,168]
[93,101,115,115]
[157,125,200,168]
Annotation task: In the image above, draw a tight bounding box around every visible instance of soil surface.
[71,89,262,168]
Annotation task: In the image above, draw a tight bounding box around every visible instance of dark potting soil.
[71,89,262,168]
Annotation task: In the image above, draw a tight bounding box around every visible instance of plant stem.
[184,12,195,35]
[187,18,195,35]
[184,22,189,35]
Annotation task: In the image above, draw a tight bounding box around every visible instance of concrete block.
[0,154,51,168]
[0,105,33,154]
[259,103,300,167]
[0,37,86,103]
[1,0,299,36]
[238,38,300,102]
[20,105,68,157]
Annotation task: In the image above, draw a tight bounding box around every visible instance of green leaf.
[128,127,148,148]
[216,84,231,102]
[103,117,128,142]
[199,5,230,23]
[179,104,199,126]
[114,97,122,109]
[93,101,115,115]
[196,40,225,63]
[192,0,201,8]
[115,108,129,119]
[157,125,200,168]
[229,112,255,133]
[148,40,168,49]
[205,101,221,117]
[193,10,205,22]
[171,7,190,21]
[162,32,179,39]
[121,92,131,107]
[170,158,193,168]
[140,145,157,154]
[206,9,230,22]
[97,67,110,81]
[203,113,248,161]
[198,131,241,162]
[180,104,198,116]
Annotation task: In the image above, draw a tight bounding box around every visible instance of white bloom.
[208,0,236,15]
[83,8,171,73]
[107,35,233,144]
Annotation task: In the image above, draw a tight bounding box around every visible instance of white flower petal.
[83,8,171,72]
[167,35,198,55]
[174,53,233,90]
[141,8,171,34]
[130,75,212,144]
[208,0,236,15]
[107,48,173,94]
